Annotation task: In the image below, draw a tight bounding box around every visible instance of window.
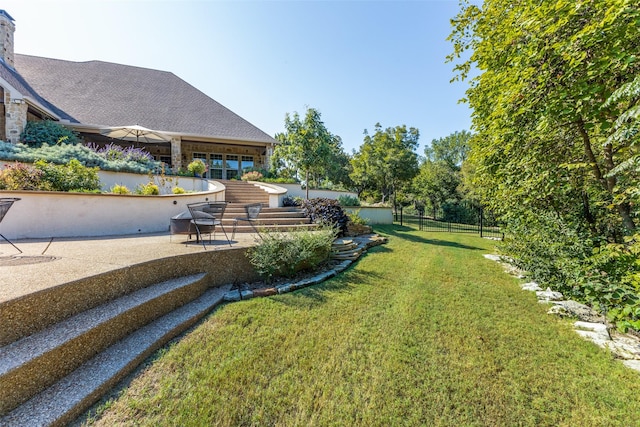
[241,155,254,172]
[225,155,239,179]
[209,154,224,179]
[210,154,223,169]
[193,153,207,161]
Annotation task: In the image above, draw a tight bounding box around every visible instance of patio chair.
[187,202,233,249]
[0,198,22,253]
[187,202,216,249]
[202,201,233,247]
[232,203,263,240]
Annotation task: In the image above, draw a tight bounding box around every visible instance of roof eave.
[23,97,61,121]
[71,124,278,146]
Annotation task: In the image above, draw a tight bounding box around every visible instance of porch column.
[4,93,27,144]
[265,143,274,170]
[170,137,182,172]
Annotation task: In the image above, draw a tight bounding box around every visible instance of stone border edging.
[483,253,640,373]
[222,234,387,302]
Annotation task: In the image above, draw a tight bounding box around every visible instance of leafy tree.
[449,0,640,235]
[272,108,348,198]
[413,158,461,218]
[412,130,472,216]
[448,0,640,329]
[350,123,419,205]
[424,130,471,171]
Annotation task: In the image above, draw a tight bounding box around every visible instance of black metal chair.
[232,203,263,239]
[0,198,22,253]
[187,202,232,249]
[203,202,233,247]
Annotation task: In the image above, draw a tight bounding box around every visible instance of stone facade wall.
[170,137,182,171]
[3,90,26,143]
[181,141,266,178]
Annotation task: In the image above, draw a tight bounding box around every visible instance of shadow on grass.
[375,224,484,251]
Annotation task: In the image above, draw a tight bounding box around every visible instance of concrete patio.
[0,232,259,304]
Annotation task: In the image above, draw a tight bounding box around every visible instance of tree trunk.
[305,169,310,200]
[577,119,636,233]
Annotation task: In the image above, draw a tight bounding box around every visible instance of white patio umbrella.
[99,124,171,143]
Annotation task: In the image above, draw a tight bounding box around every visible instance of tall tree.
[448,0,640,236]
[350,123,420,205]
[448,0,640,329]
[424,130,471,171]
[272,108,345,198]
[413,130,472,217]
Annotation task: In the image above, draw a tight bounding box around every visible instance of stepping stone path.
[223,234,387,302]
[331,238,363,261]
[485,254,640,373]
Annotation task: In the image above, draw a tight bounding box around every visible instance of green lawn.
[85,225,640,426]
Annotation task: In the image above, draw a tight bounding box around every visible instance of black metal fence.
[394,203,503,239]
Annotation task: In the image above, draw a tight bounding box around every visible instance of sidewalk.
[0,232,258,304]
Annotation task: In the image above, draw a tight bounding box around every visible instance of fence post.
[400,206,403,226]
[480,207,484,238]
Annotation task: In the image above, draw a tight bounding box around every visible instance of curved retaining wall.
[0,189,225,239]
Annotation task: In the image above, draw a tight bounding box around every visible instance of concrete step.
[1,286,230,427]
[219,205,310,233]
[0,273,208,416]
[224,217,309,227]
[222,181,270,204]
[225,205,300,213]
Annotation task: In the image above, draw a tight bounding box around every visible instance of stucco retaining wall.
[276,183,357,201]
[0,190,224,239]
[343,206,393,225]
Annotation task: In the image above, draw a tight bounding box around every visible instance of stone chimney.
[0,10,15,68]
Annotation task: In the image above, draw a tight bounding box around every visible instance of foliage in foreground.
[0,160,100,192]
[83,228,640,426]
[448,0,640,331]
[246,227,337,282]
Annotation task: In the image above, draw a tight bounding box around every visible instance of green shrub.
[261,177,298,184]
[111,184,130,195]
[20,120,79,147]
[246,227,337,283]
[301,198,350,235]
[241,170,263,181]
[187,159,206,176]
[282,195,303,207]
[337,195,360,206]
[0,160,99,192]
[137,182,160,195]
[34,159,100,192]
[347,209,369,225]
[172,186,186,194]
[0,162,50,190]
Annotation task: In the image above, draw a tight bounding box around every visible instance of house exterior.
[0,10,277,178]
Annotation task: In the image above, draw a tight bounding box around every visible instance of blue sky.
[3,0,472,154]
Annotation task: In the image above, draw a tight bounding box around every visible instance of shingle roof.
[13,54,277,144]
[0,60,75,121]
